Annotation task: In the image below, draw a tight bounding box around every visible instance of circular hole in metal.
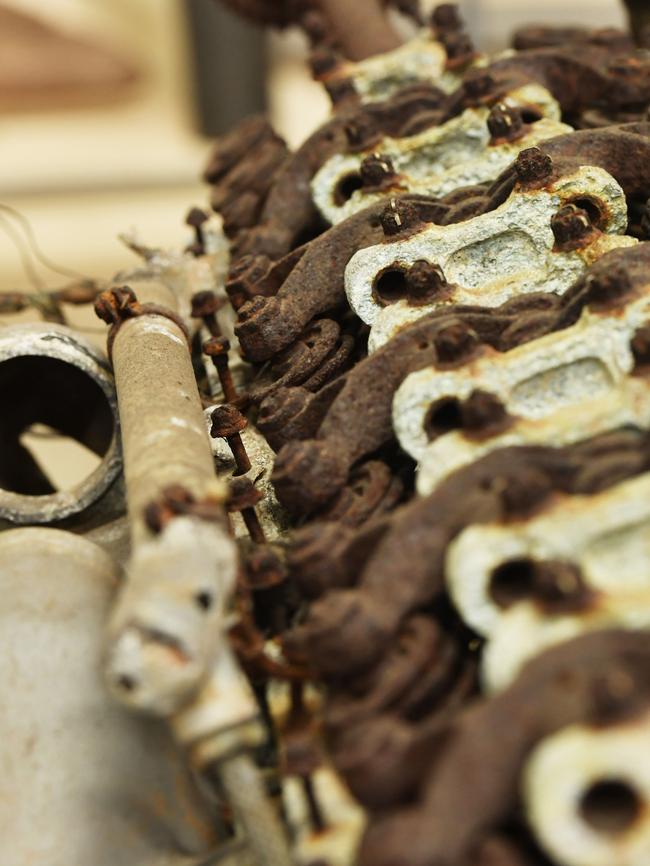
[423,396,462,440]
[580,779,642,835]
[0,356,113,495]
[568,196,606,229]
[489,558,537,609]
[334,172,363,206]
[373,266,410,306]
[0,327,120,524]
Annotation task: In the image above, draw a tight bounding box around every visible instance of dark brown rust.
[210,404,251,475]
[204,336,239,403]
[227,475,266,543]
[285,424,650,679]
[191,290,223,336]
[359,629,650,866]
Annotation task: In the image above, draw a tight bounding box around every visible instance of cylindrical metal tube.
[0,323,121,525]
[109,282,215,543]
[0,527,220,866]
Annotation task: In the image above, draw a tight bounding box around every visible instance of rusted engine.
[4,3,650,866]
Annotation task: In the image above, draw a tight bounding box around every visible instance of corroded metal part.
[524,710,650,866]
[447,471,650,638]
[117,215,232,338]
[207,414,290,540]
[283,763,366,866]
[0,528,219,866]
[416,379,650,496]
[0,323,121,524]
[312,86,568,225]
[357,630,650,866]
[346,165,633,350]
[318,30,463,105]
[285,429,650,680]
[485,593,650,694]
[396,285,650,492]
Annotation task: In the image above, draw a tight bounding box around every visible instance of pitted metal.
[485,592,650,694]
[446,471,650,639]
[312,85,568,226]
[346,165,633,351]
[392,272,650,491]
[524,711,650,866]
[320,30,463,105]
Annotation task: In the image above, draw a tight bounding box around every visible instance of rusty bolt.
[407,260,447,301]
[360,153,396,188]
[344,116,377,150]
[463,71,495,101]
[143,484,195,534]
[442,29,474,61]
[380,199,420,237]
[514,147,553,185]
[210,404,251,476]
[191,290,223,337]
[461,389,508,433]
[310,46,339,77]
[186,206,208,256]
[227,477,265,544]
[94,286,138,325]
[551,203,593,249]
[204,336,239,403]
[431,3,463,31]
[433,320,478,363]
[487,103,524,142]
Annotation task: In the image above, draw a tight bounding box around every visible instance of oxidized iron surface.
[7,3,650,866]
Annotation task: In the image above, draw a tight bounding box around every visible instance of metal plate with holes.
[391,293,650,493]
[345,165,633,351]
[445,471,650,639]
[312,86,568,225]
[322,31,459,104]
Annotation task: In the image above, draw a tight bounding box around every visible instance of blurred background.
[0,0,628,305]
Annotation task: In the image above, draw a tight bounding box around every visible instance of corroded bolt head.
[227,476,263,512]
[210,404,248,438]
[434,320,478,362]
[380,199,419,237]
[463,71,495,100]
[461,389,507,432]
[191,290,221,319]
[186,206,208,228]
[94,286,138,324]
[310,46,339,77]
[442,29,474,60]
[344,116,376,149]
[514,147,553,185]
[487,103,524,141]
[431,3,462,30]
[203,336,231,357]
[407,260,447,299]
[551,203,593,248]
[360,153,396,188]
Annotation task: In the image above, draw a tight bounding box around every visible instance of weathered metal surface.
[0,528,219,866]
[347,163,633,350]
[447,471,650,638]
[358,630,650,866]
[0,322,121,524]
[312,86,568,225]
[394,265,650,486]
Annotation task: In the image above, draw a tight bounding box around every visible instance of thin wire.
[0,212,46,291]
[0,203,91,282]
